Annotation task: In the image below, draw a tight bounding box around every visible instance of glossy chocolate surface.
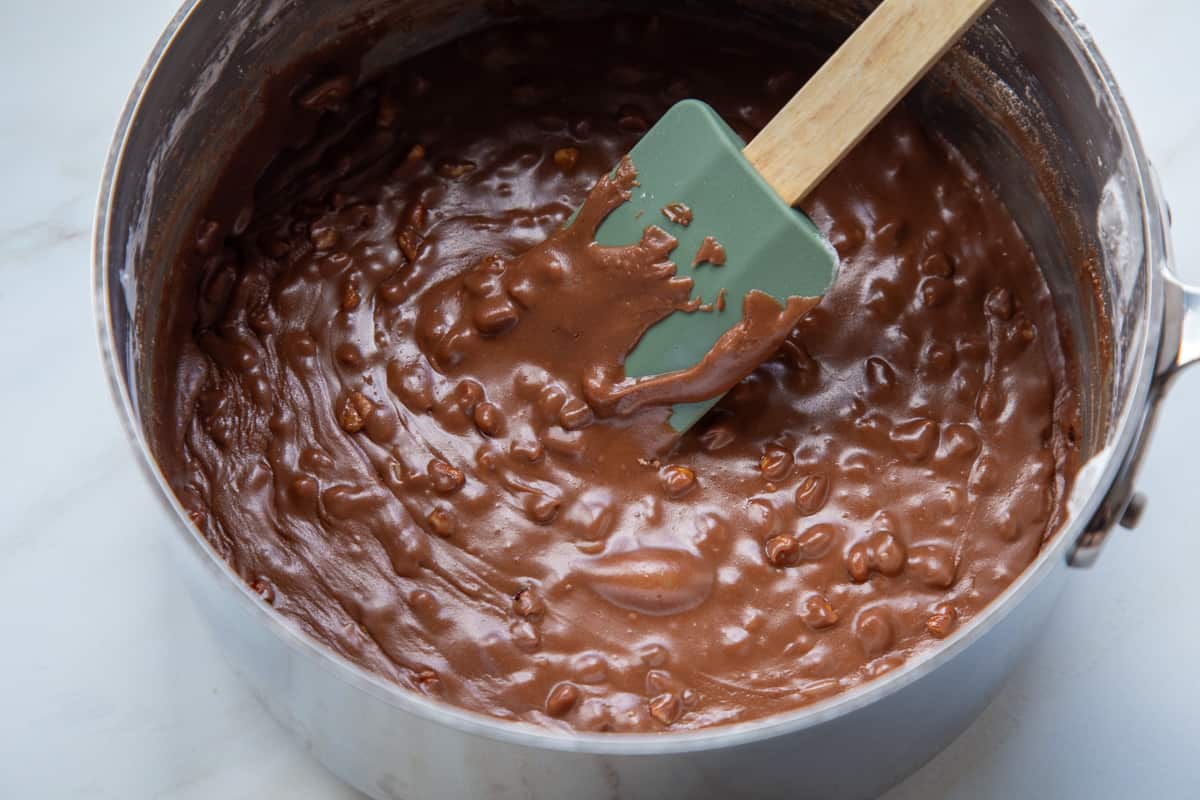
[157,15,1079,732]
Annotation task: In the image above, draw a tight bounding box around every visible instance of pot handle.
[1069,264,1200,566]
[1161,269,1200,375]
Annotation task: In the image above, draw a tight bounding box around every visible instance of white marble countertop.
[2,0,1198,797]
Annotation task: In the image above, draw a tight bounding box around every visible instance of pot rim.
[92,0,1165,757]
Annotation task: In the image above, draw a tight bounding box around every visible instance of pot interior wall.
[111,0,1140,502]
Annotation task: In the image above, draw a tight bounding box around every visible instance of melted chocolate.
[156,15,1079,732]
[418,154,818,433]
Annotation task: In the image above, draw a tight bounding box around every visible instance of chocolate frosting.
[156,15,1079,732]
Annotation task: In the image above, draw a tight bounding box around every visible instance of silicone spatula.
[596,0,992,433]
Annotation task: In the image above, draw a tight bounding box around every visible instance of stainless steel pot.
[93,1,1200,797]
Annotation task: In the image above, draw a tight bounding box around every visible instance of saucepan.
[93,0,1200,797]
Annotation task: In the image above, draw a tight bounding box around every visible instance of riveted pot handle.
[1070,264,1199,566]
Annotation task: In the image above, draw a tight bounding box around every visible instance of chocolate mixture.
[158,15,1079,732]
[420,154,820,436]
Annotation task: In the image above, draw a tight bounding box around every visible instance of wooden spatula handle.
[743,0,992,206]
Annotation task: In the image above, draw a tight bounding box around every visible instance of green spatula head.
[594,99,839,433]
